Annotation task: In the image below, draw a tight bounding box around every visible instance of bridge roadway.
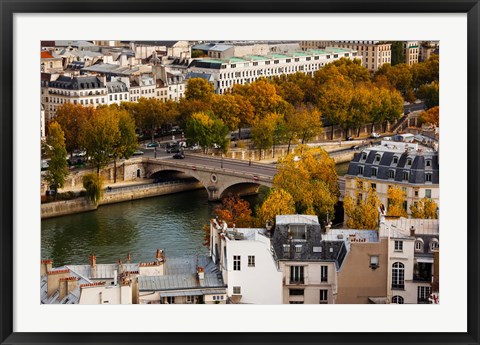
[140,153,345,201]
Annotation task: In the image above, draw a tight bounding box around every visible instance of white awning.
[416,257,434,263]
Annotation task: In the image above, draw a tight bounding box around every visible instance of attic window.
[289,225,306,241]
[295,245,302,253]
[393,156,399,164]
[375,154,381,162]
[425,159,432,167]
[361,152,367,160]
[407,158,413,166]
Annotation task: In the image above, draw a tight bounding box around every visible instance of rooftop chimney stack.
[126,253,131,264]
[89,254,96,268]
[410,226,416,237]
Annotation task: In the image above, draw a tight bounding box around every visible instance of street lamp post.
[221,153,223,168]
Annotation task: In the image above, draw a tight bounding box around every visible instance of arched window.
[430,238,439,252]
[415,238,424,252]
[392,262,405,289]
[392,296,404,304]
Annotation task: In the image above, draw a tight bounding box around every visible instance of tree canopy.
[44,121,69,195]
[343,181,381,229]
[273,146,338,222]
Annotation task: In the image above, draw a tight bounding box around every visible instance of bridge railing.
[104,180,196,194]
[145,157,275,184]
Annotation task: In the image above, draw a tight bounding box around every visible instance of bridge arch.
[143,161,273,201]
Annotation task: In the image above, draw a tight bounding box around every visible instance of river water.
[41,163,349,267]
[41,189,268,266]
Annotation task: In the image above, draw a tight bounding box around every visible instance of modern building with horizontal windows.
[188,48,359,94]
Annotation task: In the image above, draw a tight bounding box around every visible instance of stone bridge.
[126,155,275,201]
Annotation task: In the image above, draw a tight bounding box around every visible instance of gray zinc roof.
[347,148,439,184]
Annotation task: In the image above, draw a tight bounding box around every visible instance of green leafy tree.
[251,112,285,156]
[417,81,439,109]
[82,173,103,205]
[110,106,138,183]
[185,112,229,153]
[390,41,405,66]
[44,121,69,197]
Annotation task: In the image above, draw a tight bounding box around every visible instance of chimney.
[89,254,97,278]
[89,254,96,268]
[59,277,78,301]
[118,259,123,274]
[265,219,273,237]
[126,252,131,264]
[410,226,416,237]
[114,269,118,286]
[41,259,53,276]
[47,269,70,298]
[197,266,205,281]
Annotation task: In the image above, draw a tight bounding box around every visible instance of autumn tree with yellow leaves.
[273,146,338,223]
[255,189,296,227]
[343,180,381,229]
[387,186,408,217]
[410,198,438,219]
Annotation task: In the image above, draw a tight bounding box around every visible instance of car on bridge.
[146,142,159,148]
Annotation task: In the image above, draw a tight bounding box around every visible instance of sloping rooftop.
[138,256,225,292]
[276,215,319,225]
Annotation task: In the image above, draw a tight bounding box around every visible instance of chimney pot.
[410,226,416,237]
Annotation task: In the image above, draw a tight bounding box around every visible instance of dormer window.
[388,170,395,179]
[375,154,381,163]
[425,173,432,182]
[430,239,439,252]
[371,168,377,177]
[402,171,409,181]
[415,238,424,252]
[289,225,306,241]
[393,156,399,164]
[425,159,432,168]
[361,152,367,161]
[407,158,413,166]
[358,166,364,175]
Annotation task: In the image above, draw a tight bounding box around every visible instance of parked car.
[346,136,354,141]
[132,150,144,156]
[167,146,181,153]
[370,132,380,138]
[173,152,185,159]
[146,142,159,148]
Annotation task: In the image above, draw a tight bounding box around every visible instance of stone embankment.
[41,180,203,219]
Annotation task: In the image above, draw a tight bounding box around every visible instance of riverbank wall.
[41,181,203,219]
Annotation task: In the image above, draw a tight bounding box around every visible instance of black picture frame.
[1,1,479,344]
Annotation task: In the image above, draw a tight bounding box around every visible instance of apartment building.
[189,48,359,94]
[106,78,130,105]
[380,217,439,304]
[345,138,439,216]
[209,220,283,304]
[300,41,391,72]
[404,41,420,65]
[41,75,108,120]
